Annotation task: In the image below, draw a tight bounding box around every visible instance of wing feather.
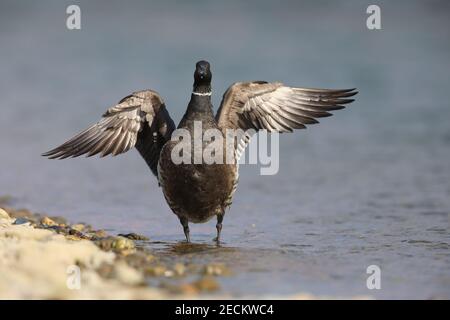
[216,81,357,160]
[42,90,175,176]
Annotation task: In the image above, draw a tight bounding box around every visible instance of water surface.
[0,0,449,298]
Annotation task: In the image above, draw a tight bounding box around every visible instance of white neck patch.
[192,91,212,96]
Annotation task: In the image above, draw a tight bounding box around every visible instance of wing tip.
[41,149,59,159]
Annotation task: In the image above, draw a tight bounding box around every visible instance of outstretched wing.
[216,81,357,159]
[42,90,175,176]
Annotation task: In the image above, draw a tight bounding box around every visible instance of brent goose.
[43,60,357,242]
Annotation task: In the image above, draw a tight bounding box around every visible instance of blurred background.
[0,0,449,298]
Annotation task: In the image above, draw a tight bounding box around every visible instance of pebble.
[176,283,201,295]
[123,252,157,271]
[118,233,149,241]
[40,216,57,227]
[204,263,231,276]
[112,236,135,251]
[65,235,84,241]
[68,228,87,238]
[192,276,220,292]
[145,265,167,277]
[0,208,10,219]
[88,229,108,240]
[48,216,67,225]
[71,224,85,232]
[95,236,135,252]
[173,263,186,276]
[163,270,175,277]
[13,218,31,225]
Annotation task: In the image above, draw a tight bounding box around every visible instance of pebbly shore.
[0,199,369,300]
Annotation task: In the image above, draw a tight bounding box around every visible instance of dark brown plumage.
[43,60,357,242]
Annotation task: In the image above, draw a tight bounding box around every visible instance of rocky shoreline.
[0,204,230,299]
[0,199,370,300]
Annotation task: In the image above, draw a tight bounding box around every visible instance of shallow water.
[1,0,449,298]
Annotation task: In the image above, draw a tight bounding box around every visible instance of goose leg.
[213,213,224,243]
[179,217,190,243]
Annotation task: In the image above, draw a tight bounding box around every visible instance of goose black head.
[194,60,212,85]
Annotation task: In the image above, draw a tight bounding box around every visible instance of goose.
[43,60,357,243]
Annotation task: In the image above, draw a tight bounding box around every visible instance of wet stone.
[173,263,186,276]
[170,283,200,296]
[65,235,84,241]
[40,216,57,227]
[48,216,67,226]
[87,229,108,240]
[71,224,85,232]
[123,251,157,270]
[95,236,135,252]
[68,228,85,237]
[118,232,149,241]
[162,275,221,295]
[43,225,69,234]
[13,218,31,225]
[145,265,168,277]
[192,276,220,292]
[204,263,231,276]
